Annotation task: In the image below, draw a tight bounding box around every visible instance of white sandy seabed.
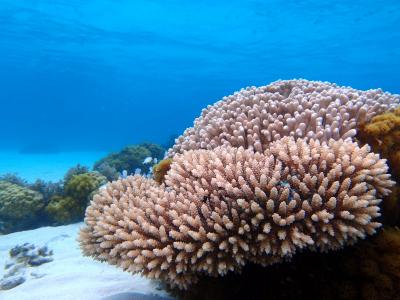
[0,223,174,300]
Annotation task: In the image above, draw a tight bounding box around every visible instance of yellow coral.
[152,158,173,184]
[357,107,400,226]
[358,107,400,180]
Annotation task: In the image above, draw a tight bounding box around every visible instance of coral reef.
[79,137,394,289]
[94,162,119,181]
[0,181,44,233]
[0,243,53,290]
[171,226,400,300]
[94,143,165,176]
[80,79,399,292]
[29,179,63,205]
[64,172,106,201]
[357,106,400,180]
[63,164,90,183]
[45,172,106,224]
[168,80,399,157]
[357,106,400,226]
[152,158,173,184]
[45,195,85,224]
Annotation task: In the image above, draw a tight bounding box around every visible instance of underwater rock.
[8,243,53,267]
[0,275,26,290]
[0,243,53,290]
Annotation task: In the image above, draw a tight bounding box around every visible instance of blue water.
[0,0,399,152]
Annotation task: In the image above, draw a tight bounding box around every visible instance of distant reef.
[0,141,166,234]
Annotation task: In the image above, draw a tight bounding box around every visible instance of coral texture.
[167,80,399,157]
[0,181,44,233]
[79,137,394,288]
[171,226,400,300]
[45,172,106,224]
[45,195,84,224]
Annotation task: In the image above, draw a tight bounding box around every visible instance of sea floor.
[0,151,107,182]
[0,223,173,300]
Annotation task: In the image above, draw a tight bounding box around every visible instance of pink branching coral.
[167,79,400,157]
[79,137,394,288]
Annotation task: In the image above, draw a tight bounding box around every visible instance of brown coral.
[357,106,400,225]
[153,158,173,184]
[79,137,394,289]
[167,80,400,157]
[357,106,400,180]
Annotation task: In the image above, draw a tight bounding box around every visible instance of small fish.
[143,157,153,164]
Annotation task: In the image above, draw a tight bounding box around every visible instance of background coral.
[79,137,394,289]
[357,106,400,180]
[168,80,399,157]
[94,143,165,176]
[93,162,119,181]
[0,181,44,233]
[45,195,85,224]
[64,172,106,201]
[45,172,106,224]
[63,164,90,183]
[357,106,400,226]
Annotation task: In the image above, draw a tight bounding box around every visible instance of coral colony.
[79,79,400,289]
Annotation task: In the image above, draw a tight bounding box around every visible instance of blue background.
[1,0,399,152]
